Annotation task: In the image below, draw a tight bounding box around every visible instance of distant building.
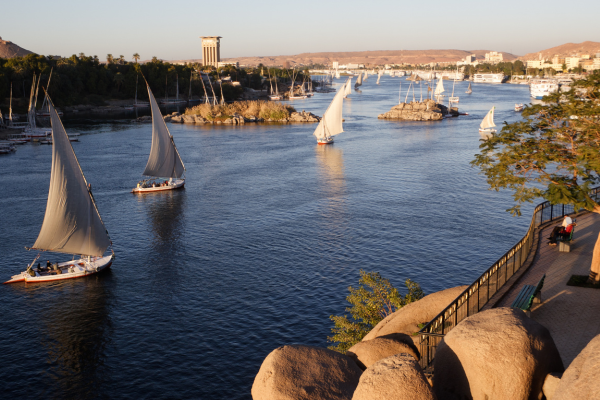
[551,55,565,65]
[332,61,339,69]
[218,61,239,68]
[565,57,580,70]
[591,58,600,70]
[200,36,222,67]
[457,54,478,66]
[484,51,503,64]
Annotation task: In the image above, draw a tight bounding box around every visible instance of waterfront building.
[200,36,222,67]
[484,51,503,64]
[332,61,339,69]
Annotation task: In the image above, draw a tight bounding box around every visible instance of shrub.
[327,270,424,354]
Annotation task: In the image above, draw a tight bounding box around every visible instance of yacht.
[473,73,505,84]
[529,79,559,99]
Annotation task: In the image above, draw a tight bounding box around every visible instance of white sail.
[32,100,110,257]
[480,107,496,129]
[143,84,186,178]
[355,73,363,87]
[9,83,12,122]
[376,73,381,85]
[27,74,37,129]
[335,70,340,79]
[313,87,345,139]
[434,79,445,95]
[344,78,352,97]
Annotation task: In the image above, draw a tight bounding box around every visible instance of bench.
[511,275,545,317]
[558,225,576,252]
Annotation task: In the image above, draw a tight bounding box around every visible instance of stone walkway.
[497,212,600,367]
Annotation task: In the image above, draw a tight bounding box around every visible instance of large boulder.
[433,307,564,400]
[347,334,420,370]
[363,286,467,348]
[252,345,362,400]
[553,333,600,400]
[352,353,436,400]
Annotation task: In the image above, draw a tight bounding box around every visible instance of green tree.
[113,72,125,92]
[328,270,424,353]
[472,72,600,282]
[133,53,140,63]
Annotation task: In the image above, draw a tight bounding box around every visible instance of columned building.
[200,36,222,67]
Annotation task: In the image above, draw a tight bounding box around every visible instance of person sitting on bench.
[548,222,576,245]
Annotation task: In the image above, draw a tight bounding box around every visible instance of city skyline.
[3,0,600,62]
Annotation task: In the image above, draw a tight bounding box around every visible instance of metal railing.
[418,189,599,371]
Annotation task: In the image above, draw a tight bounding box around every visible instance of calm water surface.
[0,78,534,399]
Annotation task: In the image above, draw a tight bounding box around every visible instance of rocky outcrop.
[347,335,419,370]
[378,100,458,121]
[363,286,467,348]
[433,307,564,400]
[543,373,562,400]
[289,111,320,122]
[351,353,436,400]
[553,333,600,400]
[252,345,362,400]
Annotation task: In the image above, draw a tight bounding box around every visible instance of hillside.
[172,49,517,67]
[518,41,600,61]
[0,37,34,58]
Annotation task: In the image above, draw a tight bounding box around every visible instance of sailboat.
[344,77,352,98]
[313,81,345,145]
[479,107,496,134]
[376,71,382,85]
[37,70,63,117]
[133,82,186,193]
[4,96,114,284]
[134,74,150,107]
[269,78,282,100]
[354,72,363,89]
[434,78,445,102]
[465,82,472,94]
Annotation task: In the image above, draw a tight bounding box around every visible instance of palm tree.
[107,54,114,64]
[79,52,85,59]
[113,72,125,92]
[133,53,140,63]
[119,55,125,65]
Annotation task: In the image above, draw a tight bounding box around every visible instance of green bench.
[511,275,545,316]
[558,225,576,252]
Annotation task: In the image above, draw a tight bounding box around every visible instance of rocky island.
[378,99,458,121]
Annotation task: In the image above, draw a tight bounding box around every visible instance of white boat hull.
[132,179,185,193]
[317,137,334,145]
[4,255,113,284]
[479,128,497,134]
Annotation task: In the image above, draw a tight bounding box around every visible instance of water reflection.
[137,190,186,250]
[36,277,113,399]
[315,144,346,214]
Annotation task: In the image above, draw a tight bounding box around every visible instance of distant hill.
[0,37,34,58]
[172,49,517,67]
[518,41,600,61]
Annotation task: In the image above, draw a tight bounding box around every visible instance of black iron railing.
[418,189,600,371]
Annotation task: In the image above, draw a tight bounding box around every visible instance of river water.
[0,77,533,399]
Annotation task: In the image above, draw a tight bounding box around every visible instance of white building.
[565,57,580,70]
[485,51,503,64]
[332,61,339,69]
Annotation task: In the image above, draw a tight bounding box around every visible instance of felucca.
[4,96,114,284]
[465,82,472,94]
[354,72,363,89]
[314,81,346,145]
[344,77,352,98]
[133,82,186,193]
[376,71,382,85]
[479,107,496,134]
[434,78,445,102]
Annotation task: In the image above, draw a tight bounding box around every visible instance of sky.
[3,0,600,62]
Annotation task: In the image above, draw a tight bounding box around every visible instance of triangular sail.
[480,107,496,129]
[376,72,381,85]
[344,78,352,97]
[9,83,13,122]
[313,86,345,139]
[143,84,186,178]
[32,100,110,257]
[355,72,363,87]
[435,79,445,95]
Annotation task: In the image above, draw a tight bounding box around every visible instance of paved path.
[497,212,600,367]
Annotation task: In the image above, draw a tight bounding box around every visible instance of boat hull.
[317,138,334,145]
[479,128,497,134]
[132,179,185,193]
[4,255,113,284]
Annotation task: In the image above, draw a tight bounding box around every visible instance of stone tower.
[200,36,222,67]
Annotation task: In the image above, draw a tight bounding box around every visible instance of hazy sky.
[3,0,599,62]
